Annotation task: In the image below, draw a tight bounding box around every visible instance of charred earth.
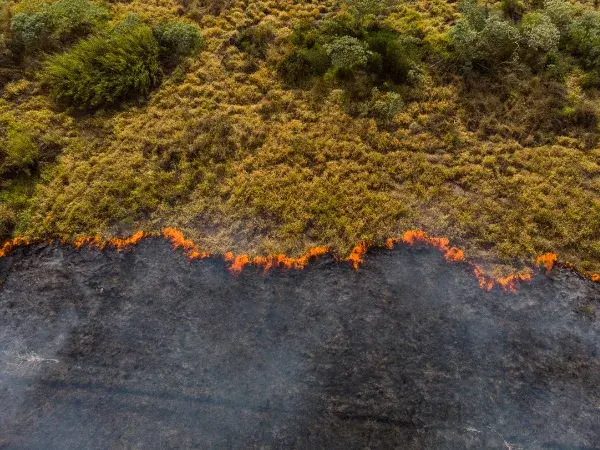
[0,239,599,448]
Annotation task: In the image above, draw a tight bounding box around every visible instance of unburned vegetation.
[0,0,599,276]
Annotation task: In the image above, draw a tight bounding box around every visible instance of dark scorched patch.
[0,238,599,448]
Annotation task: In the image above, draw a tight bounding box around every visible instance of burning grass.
[1,228,597,293]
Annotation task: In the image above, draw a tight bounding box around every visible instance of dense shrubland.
[0,0,598,277]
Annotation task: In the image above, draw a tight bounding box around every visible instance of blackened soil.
[0,239,599,449]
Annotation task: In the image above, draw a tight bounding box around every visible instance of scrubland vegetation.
[0,0,599,275]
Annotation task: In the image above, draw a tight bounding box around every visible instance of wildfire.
[345,242,368,270]
[162,228,210,260]
[396,230,466,262]
[536,253,558,272]
[0,228,598,292]
[225,246,331,276]
[0,237,30,258]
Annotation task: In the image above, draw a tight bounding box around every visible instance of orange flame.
[108,231,146,250]
[345,242,368,270]
[226,254,250,275]
[385,230,466,263]
[536,253,558,272]
[0,237,30,258]
[401,230,466,262]
[0,229,598,292]
[162,228,210,260]
[473,266,496,292]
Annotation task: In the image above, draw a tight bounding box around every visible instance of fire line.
[0,229,598,293]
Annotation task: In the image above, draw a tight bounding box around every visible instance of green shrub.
[451,4,522,71]
[11,0,108,53]
[477,16,521,66]
[324,36,371,70]
[543,0,575,34]
[154,20,204,66]
[449,19,478,68]
[47,0,109,44]
[343,0,389,19]
[521,12,560,53]
[367,30,417,83]
[459,0,486,31]
[367,88,403,126]
[41,19,162,110]
[500,0,526,22]
[567,12,600,70]
[11,10,51,52]
[278,45,330,86]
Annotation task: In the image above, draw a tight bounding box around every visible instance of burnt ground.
[0,239,599,449]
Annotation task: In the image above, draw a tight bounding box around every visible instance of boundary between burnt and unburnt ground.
[1,228,598,293]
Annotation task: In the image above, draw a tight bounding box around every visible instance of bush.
[154,20,204,66]
[459,0,486,31]
[278,46,330,86]
[451,15,521,70]
[367,88,403,126]
[11,0,108,53]
[343,0,389,20]
[567,12,600,70]
[41,19,162,110]
[477,16,521,65]
[543,0,575,33]
[11,10,51,52]
[47,0,109,44]
[500,0,526,22]
[521,13,560,54]
[324,36,371,70]
[367,30,417,83]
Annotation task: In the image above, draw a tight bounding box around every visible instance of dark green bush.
[154,20,204,66]
[366,30,417,83]
[500,0,526,22]
[278,45,330,86]
[567,12,600,70]
[41,19,162,110]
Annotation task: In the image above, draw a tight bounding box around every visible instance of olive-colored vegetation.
[0,0,599,276]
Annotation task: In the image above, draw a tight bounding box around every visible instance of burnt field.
[0,239,599,448]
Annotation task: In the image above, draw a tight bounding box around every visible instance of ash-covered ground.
[0,239,599,449]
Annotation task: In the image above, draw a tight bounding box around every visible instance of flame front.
[0,228,598,292]
[0,237,30,258]
[536,253,558,272]
[346,242,368,270]
[162,228,210,260]
[391,230,466,263]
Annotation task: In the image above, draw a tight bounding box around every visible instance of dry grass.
[1,0,599,276]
